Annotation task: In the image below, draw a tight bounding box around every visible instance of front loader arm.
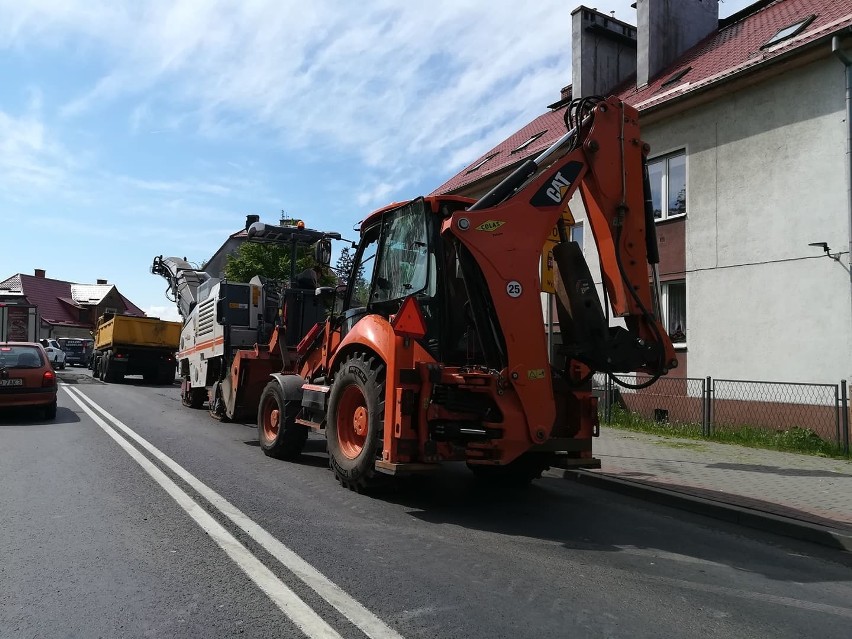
[442,96,676,440]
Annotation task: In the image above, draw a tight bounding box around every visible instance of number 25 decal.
[506,281,523,298]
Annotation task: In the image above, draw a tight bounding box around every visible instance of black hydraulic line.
[468,159,539,211]
[642,158,660,265]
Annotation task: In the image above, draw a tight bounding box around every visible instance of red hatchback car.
[0,342,58,419]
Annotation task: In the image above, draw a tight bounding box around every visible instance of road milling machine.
[155,95,677,491]
[152,221,341,422]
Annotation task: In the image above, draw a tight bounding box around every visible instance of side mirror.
[315,239,332,267]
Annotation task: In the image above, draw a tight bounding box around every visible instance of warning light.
[391,296,427,340]
[297,220,305,229]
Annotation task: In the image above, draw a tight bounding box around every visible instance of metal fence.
[593,374,850,452]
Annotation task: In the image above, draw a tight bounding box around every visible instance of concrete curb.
[560,469,852,553]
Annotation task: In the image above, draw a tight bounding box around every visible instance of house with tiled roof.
[432,0,852,385]
[0,269,146,339]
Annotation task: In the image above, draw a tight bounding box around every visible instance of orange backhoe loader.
[245,95,677,490]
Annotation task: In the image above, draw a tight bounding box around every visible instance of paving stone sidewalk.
[589,428,852,533]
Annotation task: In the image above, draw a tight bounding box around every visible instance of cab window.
[373,200,431,304]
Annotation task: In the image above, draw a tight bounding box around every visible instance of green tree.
[334,245,370,304]
[225,241,336,285]
[334,247,356,284]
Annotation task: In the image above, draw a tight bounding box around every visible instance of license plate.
[0,378,23,386]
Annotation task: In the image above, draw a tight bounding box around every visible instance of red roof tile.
[432,0,852,195]
[621,0,852,111]
[0,274,147,325]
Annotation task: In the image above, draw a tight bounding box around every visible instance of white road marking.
[63,386,343,639]
[64,385,405,639]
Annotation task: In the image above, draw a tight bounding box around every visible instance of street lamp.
[808,241,842,262]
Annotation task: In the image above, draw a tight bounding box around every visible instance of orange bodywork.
[255,97,675,470]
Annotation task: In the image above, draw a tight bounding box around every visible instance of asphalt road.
[2,369,852,639]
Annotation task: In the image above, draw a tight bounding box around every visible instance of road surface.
[2,370,851,638]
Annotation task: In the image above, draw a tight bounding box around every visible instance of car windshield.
[0,346,44,369]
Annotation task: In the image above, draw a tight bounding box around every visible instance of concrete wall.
[636,0,719,86]
[571,6,637,98]
[640,57,851,383]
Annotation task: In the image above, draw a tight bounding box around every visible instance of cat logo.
[546,172,572,203]
[527,368,546,380]
[530,161,583,208]
[476,220,506,232]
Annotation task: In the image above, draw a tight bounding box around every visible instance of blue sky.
[1,0,754,322]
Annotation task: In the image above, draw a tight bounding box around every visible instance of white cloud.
[0,1,581,188]
[0,108,71,197]
[143,304,182,323]
[0,0,759,209]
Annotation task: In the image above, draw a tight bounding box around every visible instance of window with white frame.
[570,222,583,251]
[647,151,686,220]
[661,280,686,345]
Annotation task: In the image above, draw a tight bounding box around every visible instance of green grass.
[602,405,851,459]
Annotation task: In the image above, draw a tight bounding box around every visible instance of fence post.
[706,376,714,437]
[701,377,708,437]
[842,379,849,455]
[605,374,613,423]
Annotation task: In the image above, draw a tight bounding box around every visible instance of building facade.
[432,0,852,386]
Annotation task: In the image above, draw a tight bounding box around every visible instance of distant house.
[432,0,852,385]
[203,229,248,279]
[0,269,146,339]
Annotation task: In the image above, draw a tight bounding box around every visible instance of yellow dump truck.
[92,312,182,384]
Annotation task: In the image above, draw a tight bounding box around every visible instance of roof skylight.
[466,153,499,174]
[511,130,547,154]
[762,15,815,48]
[661,66,692,87]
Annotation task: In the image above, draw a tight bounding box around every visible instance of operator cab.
[245,220,340,348]
[341,197,506,369]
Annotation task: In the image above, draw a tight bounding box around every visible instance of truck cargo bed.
[95,315,181,350]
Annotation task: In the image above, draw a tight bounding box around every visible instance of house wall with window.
[639,55,851,383]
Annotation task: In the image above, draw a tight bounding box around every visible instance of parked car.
[0,342,58,419]
[57,337,93,367]
[39,338,66,369]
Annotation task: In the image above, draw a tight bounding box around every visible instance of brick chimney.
[571,6,637,98]
[97,279,108,285]
[34,269,45,278]
[636,0,719,87]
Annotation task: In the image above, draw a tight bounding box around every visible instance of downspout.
[832,34,852,333]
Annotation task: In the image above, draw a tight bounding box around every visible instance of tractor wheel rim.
[263,400,280,442]
[337,384,367,459]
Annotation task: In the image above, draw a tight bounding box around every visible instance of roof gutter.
[832,29,852,329]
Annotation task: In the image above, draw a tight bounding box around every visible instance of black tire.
[182,382,207,408]
[257,381,308,460]
[43,401,57,420]
[103,356,120,383]
[468,453,554,487]
[326,353,385,492]
[98,355,107,381]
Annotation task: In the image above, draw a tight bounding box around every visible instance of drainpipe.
[832,34,852,334]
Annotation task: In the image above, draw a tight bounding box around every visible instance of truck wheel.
[182,383,207,408]
[257,381,308,460]
[326,353,385,492]
[103,357,120,383]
